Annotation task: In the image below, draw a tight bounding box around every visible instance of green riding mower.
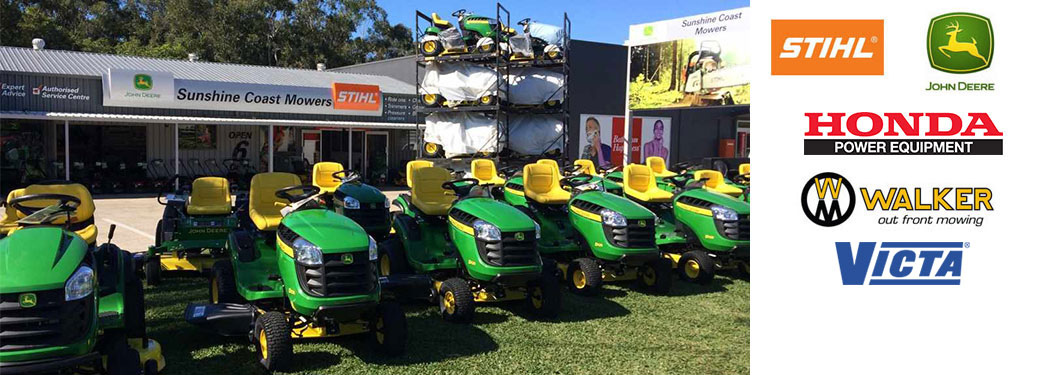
[383,162,560,323]
[184,172,406,372]
[501,160,672,295]
[617,164,750,284]
[0,183,164,374]
[143,176,237,285]
[607,158,749,202]
[418,9,514,57]
[312,162,391,240]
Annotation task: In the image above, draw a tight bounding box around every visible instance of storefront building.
[0,46,419,194]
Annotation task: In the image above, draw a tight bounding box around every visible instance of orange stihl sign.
[331,83,381,111]
[771,20,884,75]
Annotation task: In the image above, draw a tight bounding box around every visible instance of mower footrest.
[379,275,434,300]
[184,303,253,336]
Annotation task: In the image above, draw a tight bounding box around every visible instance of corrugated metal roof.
[0,46,415,94]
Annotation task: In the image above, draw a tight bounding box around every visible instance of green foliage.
[0,0,413,68]
[630,74,684,110]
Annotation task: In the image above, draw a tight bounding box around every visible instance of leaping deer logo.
[938,21,988,64]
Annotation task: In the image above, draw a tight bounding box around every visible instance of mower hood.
[678,189,750,214]
[282,209,370,253]
[0,227,89,293]
[333,182,387,206]
[454,197,536,233]
[574,192,656,220]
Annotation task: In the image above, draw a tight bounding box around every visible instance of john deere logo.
[515,232,525,241]
[19,293,37,308]
[927,13,993,73]
[341,253,353,264]
[638,220,647,227]
[643,25,654,36]
[133,74,153,90]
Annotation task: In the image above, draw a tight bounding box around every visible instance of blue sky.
[381,0,750,45]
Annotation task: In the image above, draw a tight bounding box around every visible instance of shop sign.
[1,82,27,97]
[31,84,91,101]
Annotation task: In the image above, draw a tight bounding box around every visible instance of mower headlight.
[710,205,739,221]
[65,265,94,301]
[600,209,627,227]
[533,221,541,239]
[342,196,361,210]
[473,220,501,242]
[292,238,323,266]
[368,236,378,261]
[576,183,602,192]
[384,197,391,209]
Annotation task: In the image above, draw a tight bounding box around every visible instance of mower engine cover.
[569,192,658,261]
[448,197,544,281]
[333,182,391,239]
[0,227,89,292]
[501,68,565,105]
[422,62,497,102]
[673,188,750,252]
[424,112,501,157]
[506,115,563,156]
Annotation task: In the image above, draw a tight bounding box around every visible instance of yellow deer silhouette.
[136,77,151,88]
[937,21,988,64]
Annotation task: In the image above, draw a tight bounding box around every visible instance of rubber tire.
[478,42,495,53]
[678,250,715,285]
[370,301,407,355]
[438,277,475,323]
[144,359,159,375]
[526,261,562,319]
[154,220,163,247]
[210,260,241,304]
[378,238,410,276]
[105,339,142,375]
[422,142,444,158]
[567,258,602,296]
[122,261,147,340]
[638,257,673,295]
[421,39,444,57]
[144,256,161,286]
[255,311,292,373]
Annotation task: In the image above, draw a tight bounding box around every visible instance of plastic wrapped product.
[424,112,501,157]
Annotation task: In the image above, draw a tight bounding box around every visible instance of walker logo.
[928,13,993,73]
[771,19,884,75]
[836,242,963,285]
[801,172,855,227]
[332,83,380,111]
[803,112,1003,155]
[134,74,153,91]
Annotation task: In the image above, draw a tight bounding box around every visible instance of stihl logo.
[772,20,884,75]
[331,83,380,111]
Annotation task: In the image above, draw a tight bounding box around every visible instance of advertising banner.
[177,124,217,149]
[626,7,750,109]
[103,68,383,116]
[578,114,671,168]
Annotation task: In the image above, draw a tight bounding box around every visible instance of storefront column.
[173,123,179,187]
[622,45,632,165]
[348,127,353,170]
[63,120,70,180]
[268,124,274,172]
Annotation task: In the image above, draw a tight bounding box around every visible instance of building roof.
[0,46,415,94]
[328,55,419,87]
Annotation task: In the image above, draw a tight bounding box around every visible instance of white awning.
[0,111,422,130]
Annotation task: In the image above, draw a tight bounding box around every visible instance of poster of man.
[580,115,614,169]
[579,114,671,167]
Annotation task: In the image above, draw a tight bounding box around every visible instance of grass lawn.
[145,275,749,374]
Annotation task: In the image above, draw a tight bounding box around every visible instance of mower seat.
[523,163,570,205]
[574,159,598,176]
[187,177,232,216]
[3,183,98,244]
[694,170,744,197]
[471,159,505,186]
[624,164,673,203]
[406,160,434,188]
[249,173,301,231]
[431,13,451,28]
[646,156,677,177]
[739,163,750,176]
[411,167,454,216]
[311,161,344,195]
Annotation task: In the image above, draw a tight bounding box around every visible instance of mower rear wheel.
[638,258,673,295]
[421,40,444,57]
[567,258,602,296]
[678,250,714,285]
[370,301,407,355]
[421,94,443,107]
[210,260,241,304]
[438,277,474,323]
[255,312,292,372]
[378,239,410,276]
[144,257,161,286]
[526,263,562,319]
[123,266,147,339]
[104,334,141,375]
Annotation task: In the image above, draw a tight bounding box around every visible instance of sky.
[381,0,750,45]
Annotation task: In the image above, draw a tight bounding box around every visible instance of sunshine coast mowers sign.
[103,68,382,116]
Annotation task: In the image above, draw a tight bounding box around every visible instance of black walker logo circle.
[801,172,855,227]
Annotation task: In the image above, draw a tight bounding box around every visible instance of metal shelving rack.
[413,4,571,170]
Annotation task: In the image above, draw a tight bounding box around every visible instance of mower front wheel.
[144,256,161,286]
[567,258,602,296]
[438,277,474,323]
[678,250,715,285]
[104,335,142,375]
[638,258,673,295]
[526,264,562,320]
[255,311,293,372]
[210,260,241,304]
[370,302,407,355]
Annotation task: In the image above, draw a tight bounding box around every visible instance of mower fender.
[183,302,253,336]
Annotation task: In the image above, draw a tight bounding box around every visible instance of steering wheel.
[332,170,361,183]
[561,174,594,188]
[275,185,320,203]
[671,161,697,173]
[442,178,480,197]
[517,18,531,26]
[498,166,519,177]
[599,165,621,175]
[562,164,586,176]
[452,9,467,18]
[7,193,80,216]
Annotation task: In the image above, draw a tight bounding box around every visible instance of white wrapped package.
[529,22,564,46]
[501,67,565,105]
[421,62,497,102]
[424,112,500,157]
[507,115,564,155]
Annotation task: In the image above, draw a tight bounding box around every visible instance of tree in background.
[0,0,413,68]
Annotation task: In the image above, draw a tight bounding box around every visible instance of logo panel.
[19,293,37,308]
[801,172,855,227]
[771,19,884,75]
[341,253,353,264]
[332,83,381,111]
[133,74,153,91]
[927,13,992,73]
[836,242,964,285]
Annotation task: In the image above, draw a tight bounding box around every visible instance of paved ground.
[3,188,408,253]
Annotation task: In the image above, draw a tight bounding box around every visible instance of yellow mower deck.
[160,253,219,272]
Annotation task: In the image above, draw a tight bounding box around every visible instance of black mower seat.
[187,177,232,216]
[2,183,98,244]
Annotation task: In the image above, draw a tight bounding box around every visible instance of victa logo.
[836,242,963,285]
[801,172,855,227]
[928,13,993,73]
[331,83,380,111]
[771,19,884,75]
